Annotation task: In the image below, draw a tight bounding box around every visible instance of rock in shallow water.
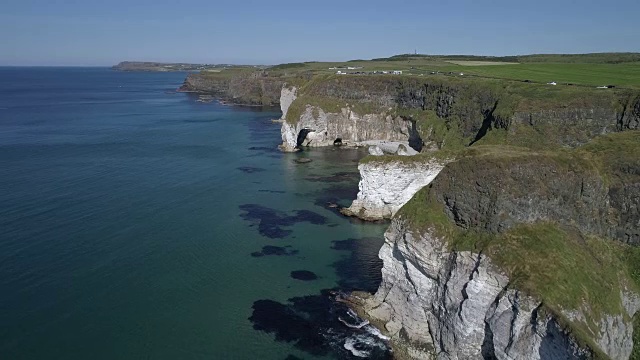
[290,270,318,281]
[249,290,391,359]
[294,158,312,164]
[237,166,266,173]
[250,245,298,257]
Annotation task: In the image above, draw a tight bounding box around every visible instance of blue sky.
[1,0,639,66]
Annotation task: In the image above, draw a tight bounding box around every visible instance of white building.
[393,70,403,75]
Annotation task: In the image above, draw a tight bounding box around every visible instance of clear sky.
[1,0,639,66]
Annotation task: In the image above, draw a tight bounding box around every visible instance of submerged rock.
[294,158,312,164]
[290,270,318,281]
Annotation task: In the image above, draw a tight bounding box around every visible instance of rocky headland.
[112,61,228,72]
[181,67,640,359]
[178,70,285,106]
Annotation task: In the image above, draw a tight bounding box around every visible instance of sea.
[0,67,391,359]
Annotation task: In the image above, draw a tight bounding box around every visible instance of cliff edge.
[353,133,640,359]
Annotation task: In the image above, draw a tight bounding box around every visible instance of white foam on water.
[344,337,371,358]
[339,316,369,329]
[364,325,390,341]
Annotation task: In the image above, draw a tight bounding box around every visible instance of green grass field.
[451,62,640,87]
[264,53,640,89]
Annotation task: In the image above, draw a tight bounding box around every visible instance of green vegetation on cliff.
[396,134,640,358]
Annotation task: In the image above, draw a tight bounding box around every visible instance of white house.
[393,70,403,75]
[547,81,557,86]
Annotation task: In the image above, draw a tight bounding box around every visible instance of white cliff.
[358,219,639,360]
[279,86,297,120]
[363,141,419,156]
[280,105,413,152]
[342,159,448,220]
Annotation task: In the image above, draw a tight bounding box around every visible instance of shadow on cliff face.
[331,237,385,293]
[239,204,328,238]
[296,129,314,149]
[249,289,391,359]
[407,119,424,152]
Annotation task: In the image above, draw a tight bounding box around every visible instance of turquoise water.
[0,68,389,359]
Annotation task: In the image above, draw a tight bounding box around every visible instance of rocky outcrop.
[178,72,284,106]
[618,95,640,130]
[429,148,639,245]
[359,219,639,360]
[179,73,230,96]
[342,158,448,220]
[279,105,415,152]
[510,108,622,147]
[362,141,419,156]
[432,153,608,235]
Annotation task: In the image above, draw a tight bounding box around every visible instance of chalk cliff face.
[342,159,448,221]
[350,138,640,359]
[279,106,414,152]
[279,86,297,120]
[360,220,639,360]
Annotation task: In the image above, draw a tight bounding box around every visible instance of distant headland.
[112,61,263,72]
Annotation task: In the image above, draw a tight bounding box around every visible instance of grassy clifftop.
[273,53,640,88]
[284,73,639,150]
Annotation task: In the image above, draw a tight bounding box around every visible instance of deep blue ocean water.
[0,68,389,359]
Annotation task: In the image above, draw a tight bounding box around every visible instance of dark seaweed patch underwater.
[239,204,327,239]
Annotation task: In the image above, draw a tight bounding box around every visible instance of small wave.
[338,307,370,329]
[338,316,369,329]
[344,337,371,358]
[364,325,390,341]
